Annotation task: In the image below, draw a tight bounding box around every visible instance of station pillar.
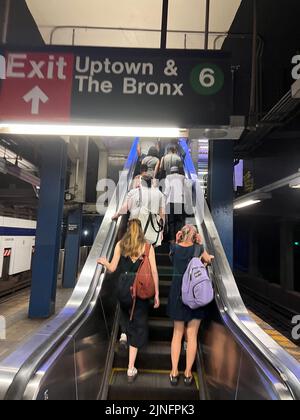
[280,221,294,291]
[249,222,259,277]
[62,206,83,289]
[208,140,234,267]
[29,139,67,318]
[93,216,102,241]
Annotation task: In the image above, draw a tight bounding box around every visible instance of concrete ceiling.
[26,0,241,49]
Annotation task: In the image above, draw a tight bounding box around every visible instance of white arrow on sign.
[23,86,49,115]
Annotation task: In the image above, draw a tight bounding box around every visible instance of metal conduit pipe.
[204,0,211,50]
[49,25,263,50]
[49,26,228,45]
[1,0,11,44]
[160,0,169,50]
[249,0,258,127]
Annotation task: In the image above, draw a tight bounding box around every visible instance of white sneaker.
[119,334,128,350]
[127,367,138,383]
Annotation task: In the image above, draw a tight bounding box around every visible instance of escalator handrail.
[0,139,139,401]
[180,139,300,400]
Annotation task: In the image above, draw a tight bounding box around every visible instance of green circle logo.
[190,64,224,95]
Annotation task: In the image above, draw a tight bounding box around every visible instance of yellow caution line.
[110,368,200,391]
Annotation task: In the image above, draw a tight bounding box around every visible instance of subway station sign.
[0,47,231,127]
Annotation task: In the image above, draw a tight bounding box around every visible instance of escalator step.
[157,267,173,283]
[149,318,174,342]
[156,253,172,266]
[114,341,186,371]
[108,370,199,401]
[159,280,172,298]
[149,297,168,318]
[155,243,171,254]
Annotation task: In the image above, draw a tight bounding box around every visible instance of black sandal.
[184,375,194,386]
[169,374,179,386]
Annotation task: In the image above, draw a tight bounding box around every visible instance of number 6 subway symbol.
[190,63,224,95]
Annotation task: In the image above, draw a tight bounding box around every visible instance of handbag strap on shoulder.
[144,242,151,257]
[193,244,204,258]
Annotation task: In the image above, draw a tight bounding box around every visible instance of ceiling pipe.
[1,0,11,44]
[49,25,257,47]
[160,0,169,49]
[204,0,211,50]
[0,158,40,187]
[249,0,258,128]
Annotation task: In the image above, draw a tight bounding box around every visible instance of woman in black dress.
[98,219,160,383]
[167,224,214,386]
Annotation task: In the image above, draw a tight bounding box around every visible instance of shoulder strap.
[144,242,151,257]
[194,244,204,258]
[142,189,152,232]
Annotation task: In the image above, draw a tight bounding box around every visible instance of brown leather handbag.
[130,243,155,320]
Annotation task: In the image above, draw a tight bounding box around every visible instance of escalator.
[0,138,299,400]
[108,243,199,401]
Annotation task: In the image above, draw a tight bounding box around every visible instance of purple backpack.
[182,257,214,309]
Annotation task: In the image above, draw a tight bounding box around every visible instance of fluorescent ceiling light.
[234,192,272,210]
[234,200,261,210]
[289,178,300,189]
[0,123,187,138]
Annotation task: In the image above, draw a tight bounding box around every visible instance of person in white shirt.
[113,176,166,247]
[164,166,187,244]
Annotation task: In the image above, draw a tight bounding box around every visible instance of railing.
[180,139,300,400]
[47,25,263,51]
[0,139,139,400]
[48,25,229,48]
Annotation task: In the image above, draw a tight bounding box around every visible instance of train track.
[0,280,31,304]
[240,285,299,346]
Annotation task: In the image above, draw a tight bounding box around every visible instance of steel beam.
[0,158,40,187]
[62,206,83,289]
[208,140,234,266]
[204,0,211,50]
[161,0,169,49]
[29,139,67,318]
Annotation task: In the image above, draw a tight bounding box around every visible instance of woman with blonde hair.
[98,219,160,383]
[167,224,214,386]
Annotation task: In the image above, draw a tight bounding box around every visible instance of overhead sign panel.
[0,47,231,127]
[0,52,74,121]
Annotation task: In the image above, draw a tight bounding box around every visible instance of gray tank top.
[163,154,182,175]
[142,156,159,177]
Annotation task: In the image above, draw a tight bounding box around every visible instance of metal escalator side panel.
[0,139,139,401]
[202,199,300,400]
[180,139,300,400]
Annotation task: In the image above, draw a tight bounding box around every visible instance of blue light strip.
[179,138,198,180]
[124,137,139,170]
[0,227,36,236]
